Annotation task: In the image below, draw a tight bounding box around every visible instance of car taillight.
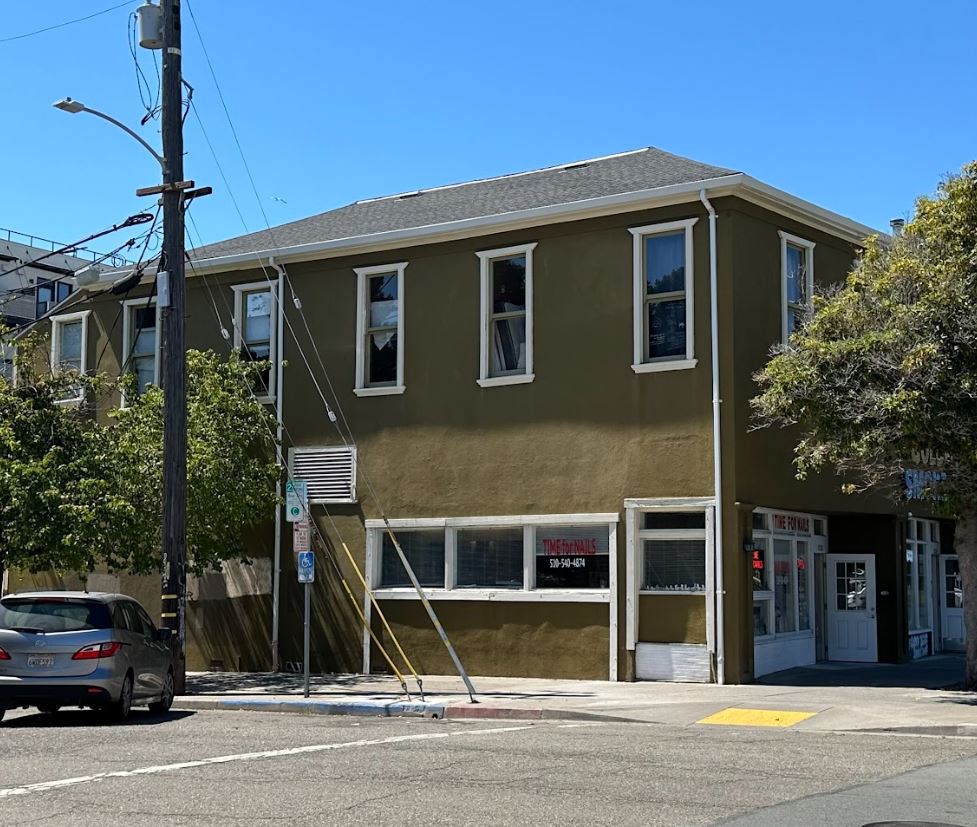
[0,647,9,660]
[72,642,123,660]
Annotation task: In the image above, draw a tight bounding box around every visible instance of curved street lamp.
[53,97,166,172]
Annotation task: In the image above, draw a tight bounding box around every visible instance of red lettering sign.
[542,538,599,556]
[770,513,811,534]
[751,550,764,570]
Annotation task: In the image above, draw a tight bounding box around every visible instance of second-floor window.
[779,231,815,342]
[36,279,71,319]
[630,219,698,373]
[50,310,89,404]
[122,297,160,401]
[233,282,278,401]
[354,263,406,396]
[476,243,536,387]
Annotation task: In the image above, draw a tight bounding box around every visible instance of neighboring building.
[11,147,966,681]
[0,227,129,382]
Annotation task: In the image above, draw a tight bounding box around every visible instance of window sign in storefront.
[535,526,610,589]
[752,511,820,640]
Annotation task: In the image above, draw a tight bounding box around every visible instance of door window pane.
[535,526,610,589]
[641,539,705,592]
[796,541,810,631]
[945,558,962,609]
[836,561,867,612]
[456,528,523,589]
[774,539,796,632]
[380,530,445,587]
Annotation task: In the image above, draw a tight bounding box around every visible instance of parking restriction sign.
[297,551,315,583]
[293,520,311,553]
[285,479,308,523]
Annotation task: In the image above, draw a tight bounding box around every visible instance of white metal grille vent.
[289,446,357,504]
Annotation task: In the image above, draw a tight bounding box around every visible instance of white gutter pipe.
[699,190,726,685]
[269,257,287,672]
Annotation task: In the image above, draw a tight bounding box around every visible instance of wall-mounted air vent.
[288,445,357,504]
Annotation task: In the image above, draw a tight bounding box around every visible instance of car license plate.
[27,654,55,668]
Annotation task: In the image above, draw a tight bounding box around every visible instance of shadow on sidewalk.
[759,654,965,690]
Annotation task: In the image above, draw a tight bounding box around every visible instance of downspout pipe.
[269,257,287,672]
[699,190,726,685]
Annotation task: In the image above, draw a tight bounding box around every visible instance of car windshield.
[0,598,112,632]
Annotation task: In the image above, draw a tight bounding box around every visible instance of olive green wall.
[19,193,919,683]
[637,595,706,643]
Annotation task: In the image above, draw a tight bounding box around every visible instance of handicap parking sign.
[297,551,315,583]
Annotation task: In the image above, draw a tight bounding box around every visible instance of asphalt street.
[1,707,976,826]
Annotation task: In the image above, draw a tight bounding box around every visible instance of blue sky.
[2,1,975,259]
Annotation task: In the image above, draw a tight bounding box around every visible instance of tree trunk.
[957,506,977,691]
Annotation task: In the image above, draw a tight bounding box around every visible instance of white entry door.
[940,556,965,652]
[826,554,878,662]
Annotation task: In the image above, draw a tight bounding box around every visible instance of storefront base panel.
[754,634,815,678]
[374,600,609,680]
[635,643,710,682]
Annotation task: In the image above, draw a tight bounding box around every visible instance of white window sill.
[631,358,698,374]
[374,588,610,603]
[639,589,707,596]
[476,373,535,388]
[54,397,83,407]
[354,385,406,397]
[254,394,278,405]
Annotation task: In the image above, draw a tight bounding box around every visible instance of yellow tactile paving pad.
[696,707,817,728]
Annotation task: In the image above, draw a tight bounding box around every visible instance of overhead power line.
[0,1,135,45]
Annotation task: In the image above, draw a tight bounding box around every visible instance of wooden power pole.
[159,0,188,695]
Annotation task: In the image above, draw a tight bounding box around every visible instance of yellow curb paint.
[696,707,817,728]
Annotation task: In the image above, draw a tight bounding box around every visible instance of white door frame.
[825,553,878,663]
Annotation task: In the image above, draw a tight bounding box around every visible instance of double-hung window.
[354,263,406,396]
[121,297,160,402]
[630,219,697,373]
[50,310,90,404]
[779,231,815,342]
[476,243,535,387]
[0,342,14,385]
[233,281,277,401]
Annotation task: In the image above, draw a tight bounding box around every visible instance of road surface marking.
[697,707,817,728]
[0,724,534,799]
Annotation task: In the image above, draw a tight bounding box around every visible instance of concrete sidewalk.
[174,655,977,734]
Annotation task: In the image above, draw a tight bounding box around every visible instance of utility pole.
[159,0,188,695]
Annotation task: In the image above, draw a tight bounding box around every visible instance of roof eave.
[106,173,883,279]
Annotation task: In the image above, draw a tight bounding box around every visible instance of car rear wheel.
[149,670,174,714]
[37,704,61,714]
[107,673,133,721]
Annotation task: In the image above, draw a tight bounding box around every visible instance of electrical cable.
[183,221,418,697]
[0,1,135,44]
[127,8,159,120]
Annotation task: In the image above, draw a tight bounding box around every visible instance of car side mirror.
[154,628,173,642]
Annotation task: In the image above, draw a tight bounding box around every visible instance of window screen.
[380,530,445,588]
[456,528,523,589]
[641,538,705,591]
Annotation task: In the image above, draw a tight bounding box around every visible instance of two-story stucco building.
[15,147,966,683]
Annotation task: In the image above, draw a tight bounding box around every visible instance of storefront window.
[456,528,523,589]
[535,526,610,589]
[639,510,707,593]
[753,601,770,637]
[774,539,796,633]
[796,541,810,631]
[380,530,446,587]
[906,517,940,632]
[751,537,769,591]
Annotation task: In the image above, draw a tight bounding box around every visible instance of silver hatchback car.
[0,591,175,722]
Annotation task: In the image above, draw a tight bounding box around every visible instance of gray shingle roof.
[190,147,737,261]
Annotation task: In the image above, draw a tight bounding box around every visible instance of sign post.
[297,551,314,698]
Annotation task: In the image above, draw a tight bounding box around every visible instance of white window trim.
[778,230,816,344]
[476,243,536,387]
[629,218,698,373]
[50,310,91,405]
[363,511,618,679]
[0,342,16,387]
[232,280,279,403]
[354,263,407,396]
[120,296,161,407]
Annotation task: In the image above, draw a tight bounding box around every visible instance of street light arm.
[74,105,167,171]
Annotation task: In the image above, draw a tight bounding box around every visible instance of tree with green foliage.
[0,337,280,588]
[753,162,977,689]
